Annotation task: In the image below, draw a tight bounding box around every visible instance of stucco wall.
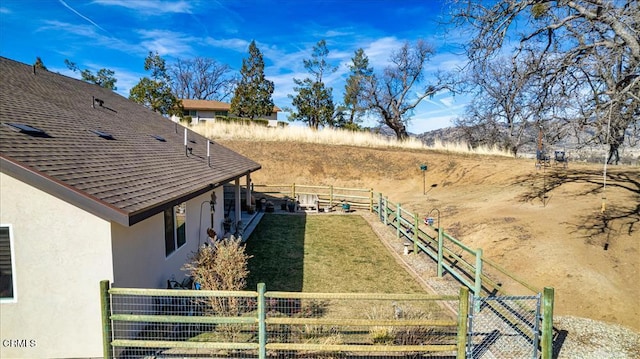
[111,187,224,289]
[0,172,113,359]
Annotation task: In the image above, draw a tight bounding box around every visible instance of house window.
[0,225,16,301]
[183,110,197,117]
[165,203,187,257]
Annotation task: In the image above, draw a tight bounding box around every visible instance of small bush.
[183,236,252,316]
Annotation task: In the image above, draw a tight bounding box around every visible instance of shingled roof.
[0,57,261,226]
[181,99,281,113]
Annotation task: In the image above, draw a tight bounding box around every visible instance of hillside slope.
[220,140,640,332]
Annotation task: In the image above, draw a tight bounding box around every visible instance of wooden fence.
[252,184,374,212]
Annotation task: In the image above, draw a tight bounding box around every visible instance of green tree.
[230,40,275,119]
[343,48,373,129]
[288,40,336,129]
[129,52,181,116]
[65,59,117,90]
[33,57,47,70]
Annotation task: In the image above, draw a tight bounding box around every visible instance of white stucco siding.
[111,187,224,289]
[0,172,113,359]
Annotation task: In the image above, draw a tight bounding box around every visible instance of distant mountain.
[415,126,639,165]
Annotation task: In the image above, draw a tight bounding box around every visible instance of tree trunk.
[385,117,409,140]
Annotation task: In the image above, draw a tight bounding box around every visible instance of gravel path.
[359,212,640,359]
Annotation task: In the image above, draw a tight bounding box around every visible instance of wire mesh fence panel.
[263,294,460,359]
[468,295,541,359]
[104,285,468,359]
[109,288,260,359]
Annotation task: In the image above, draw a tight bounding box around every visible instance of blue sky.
[0,0,470,133]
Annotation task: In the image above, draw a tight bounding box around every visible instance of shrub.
[182,236,252,316]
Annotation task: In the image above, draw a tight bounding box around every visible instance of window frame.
[164,203,187,257]
[0,224,17,303]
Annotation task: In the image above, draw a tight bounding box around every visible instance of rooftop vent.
[93,97,104,108]
[5,123,52,138]
[89,129,115,140]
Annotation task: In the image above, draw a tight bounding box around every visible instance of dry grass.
[191,121,512,157]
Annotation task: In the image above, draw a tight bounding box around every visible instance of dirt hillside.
[220,140,640,332]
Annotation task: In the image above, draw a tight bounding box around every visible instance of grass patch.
[245,214,424,293]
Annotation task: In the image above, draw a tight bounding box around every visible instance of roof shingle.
[0,57,261,226]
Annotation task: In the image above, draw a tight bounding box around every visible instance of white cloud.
[39,20,99,38]
[360,36,403,69]
[93,0,194,14]
[137,29,196,57]
[439,96,455,107]
[204,38,250,52]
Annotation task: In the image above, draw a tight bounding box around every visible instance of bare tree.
[365,40,452,140]
[452,0,640,163]
[457,57,536,156]
[169,57,236,101]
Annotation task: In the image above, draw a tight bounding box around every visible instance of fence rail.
[102,281,469,358]
[252,184,374,212]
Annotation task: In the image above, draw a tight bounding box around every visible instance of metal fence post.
[369,188,374,213]
[258,283,266,359]
[383,196,389,225]
[541,287,555,359]
[396,203,401,238]
[457,287,470,359]
[378,193,382,219]
[100,280,113,359]
[474,248,483,296]
[413,213,419,254]
[437,227,444,277]
[291,183,296,199]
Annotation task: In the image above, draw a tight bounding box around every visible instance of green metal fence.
[101,281,469,358]
[249,183,555,358]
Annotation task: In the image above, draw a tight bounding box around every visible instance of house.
[0,57,260,358]
[172,98,281,125]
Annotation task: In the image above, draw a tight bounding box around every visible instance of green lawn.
[245,214,424,294]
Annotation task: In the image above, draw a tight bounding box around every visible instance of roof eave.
[1,155,131,226]
[2,155,262,227]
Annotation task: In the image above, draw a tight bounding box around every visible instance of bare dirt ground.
[221,140,640,333]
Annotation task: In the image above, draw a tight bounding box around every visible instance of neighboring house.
[0,57,260,358]
[172,98,281,125]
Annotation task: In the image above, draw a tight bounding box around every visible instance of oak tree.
[452,0,639,163]
[170,57,235,101]
[364,40,451,140]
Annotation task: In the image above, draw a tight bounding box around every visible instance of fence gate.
[467,294,541,359]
